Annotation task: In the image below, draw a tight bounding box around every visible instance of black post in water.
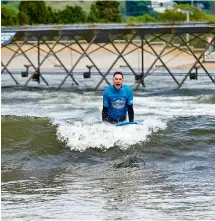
[141,37,145,87]
[38,36,40,76]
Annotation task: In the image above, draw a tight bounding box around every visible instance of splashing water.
[53,117,167,151]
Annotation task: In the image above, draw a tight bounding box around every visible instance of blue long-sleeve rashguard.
[103,85,133,120]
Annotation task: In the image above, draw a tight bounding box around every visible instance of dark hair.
[113,71,123,78]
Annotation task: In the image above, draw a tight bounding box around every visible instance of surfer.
[102,71,134,124]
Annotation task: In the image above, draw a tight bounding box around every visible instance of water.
[1,75,215,220]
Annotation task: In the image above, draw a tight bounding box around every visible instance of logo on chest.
[111,97,126,109]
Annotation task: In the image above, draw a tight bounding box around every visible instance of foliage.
[18,1,48,24]
[174,1,210,9]
[173,4,213,21]
[1,0,214,26]
[126,14,156,24]
[2,1,20,9]
[148,10,160,19]
[46,1,92,14]
[58,5,86,24]
[46,6,59,24]
[18,10,30,25]
[158,9,186,22]
[158,4,215,22]
[125,1,151,17]
[87,3,97,23]
[1,4,18,26]
[87,1,121,23]
[204,14,215,22]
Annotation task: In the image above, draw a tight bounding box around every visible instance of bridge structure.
[1,22,215,90]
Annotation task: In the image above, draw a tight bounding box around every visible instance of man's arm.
[102,89,109,121]
[102,106,109,121]
[127,86,134,122]
[128,105,134,122]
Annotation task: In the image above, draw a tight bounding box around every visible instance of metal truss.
[1,23,215,90]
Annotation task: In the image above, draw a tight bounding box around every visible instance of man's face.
[113,74,123,89]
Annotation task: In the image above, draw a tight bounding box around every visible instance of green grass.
[4,1,20,9]
[46,1,94,14]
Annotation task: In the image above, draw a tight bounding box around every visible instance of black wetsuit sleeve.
[102,107,109,121]
[128,105,134,122]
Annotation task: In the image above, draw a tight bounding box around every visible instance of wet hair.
[113,71,123,78]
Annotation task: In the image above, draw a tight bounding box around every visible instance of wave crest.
[53,117,167,151]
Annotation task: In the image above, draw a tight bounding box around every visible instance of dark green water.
[1,86,215,220]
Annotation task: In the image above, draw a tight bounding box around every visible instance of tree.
[46,6,60,24]
[18,11,30,25]
[158,9,186,22]
[1,4,18,26]
[18,1,48,24]
[173,4,210,21]
[58,5,86,24]
[204,14,215,22]
[157,4,214,22]
[87,3,97,23]
[125,1,151,17]
[88,1,121,23]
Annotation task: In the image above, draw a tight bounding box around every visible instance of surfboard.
[115,121,139,127]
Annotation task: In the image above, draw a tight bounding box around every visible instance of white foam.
[2,88,215,151]
[135,95,215,117]
[53,117,167,151]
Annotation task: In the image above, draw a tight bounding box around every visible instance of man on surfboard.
[102,71,134,123]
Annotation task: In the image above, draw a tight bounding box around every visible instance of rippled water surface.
[1,75,215,220]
